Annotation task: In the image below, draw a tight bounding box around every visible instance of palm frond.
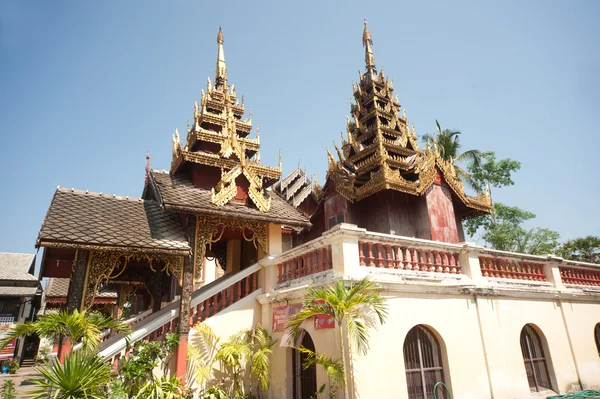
[0,322,36,349]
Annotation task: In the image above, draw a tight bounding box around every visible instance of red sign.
[272,306,287,332]
[313,300,335,330]
[272,304,303,332]
[0,324,15,359]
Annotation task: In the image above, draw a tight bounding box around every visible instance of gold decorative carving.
[83,250,183,309]
[323,24,491,215]
[193,215,267,282]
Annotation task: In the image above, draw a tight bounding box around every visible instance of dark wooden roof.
[37,188,190,254]
[150,170,311,228]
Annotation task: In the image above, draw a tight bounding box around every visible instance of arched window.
[403,325,448,399]
[595,323,600,357]
[520,324,552,392]
[292,331,317,399]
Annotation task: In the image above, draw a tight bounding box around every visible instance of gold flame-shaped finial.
[362,19,372,46]
[217,26,224,44]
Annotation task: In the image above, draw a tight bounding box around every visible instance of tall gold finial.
[215,26,227,87]
[362,19,376,73]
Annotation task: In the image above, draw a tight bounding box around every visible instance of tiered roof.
[326,22,492,214]
[273,166,322,209]
[169,27,281,214]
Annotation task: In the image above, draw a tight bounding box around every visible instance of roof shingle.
[0,253,37,281]
[150,170,311,227]
[45,278,117,299]
[37,188,190,253]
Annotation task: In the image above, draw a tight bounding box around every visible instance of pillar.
[151,268,164,312]
[459,242,485,283]
[327,224,364,278]
[176,253,193,383]
[66,249,90,312]
[226,240,241,274]
[545,255,565,290]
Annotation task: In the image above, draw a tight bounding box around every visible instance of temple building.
[35,24,600,399]
[0,253,40,365]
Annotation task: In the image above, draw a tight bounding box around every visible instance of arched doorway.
[403,325,448,399]
[292,331,317,399]
[595,323,600,357]
[520,324,553,392]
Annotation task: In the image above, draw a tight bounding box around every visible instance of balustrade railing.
[277,246,332,284]
[479,256,547,281]
[98,264,262,366]
[560,266,600,286]
[358,241,461,274]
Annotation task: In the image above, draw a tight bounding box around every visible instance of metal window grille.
[520,324,552,392]
[403,325,448,399]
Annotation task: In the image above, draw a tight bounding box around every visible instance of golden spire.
[215,26,227,87]
[362,19,376,73]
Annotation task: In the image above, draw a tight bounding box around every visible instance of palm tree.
[27,351,113,399]
[133,376,187,399]
[285,277,388,399]
[248,325,276,398]
[0,309,132,353]
[422,120,485,189]
[559,236,600,263]
[188,323,275,399]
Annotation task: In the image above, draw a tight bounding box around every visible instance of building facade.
[34,24,600,399]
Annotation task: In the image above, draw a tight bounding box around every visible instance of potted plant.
[7,360,19,374]
[0,361,8,375]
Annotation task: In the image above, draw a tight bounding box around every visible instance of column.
[66,249,90,312]
[176,253,194,384]
[226,240,241,274]
[150,268,164,312]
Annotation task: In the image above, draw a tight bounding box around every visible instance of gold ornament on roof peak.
[217,26,224,44]
[362,19,372,46]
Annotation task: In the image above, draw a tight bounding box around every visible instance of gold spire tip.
[362,19,372,46]
[217,26,224,44]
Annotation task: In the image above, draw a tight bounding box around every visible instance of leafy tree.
[464,203,560,254]
[285,277,388,399]
[0,309,131,352]
[558,236,600,263]
[467,152,521,198]
[422,120,485,188]
[27,351,113,399]
[118,333,181,396]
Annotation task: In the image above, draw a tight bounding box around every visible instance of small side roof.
[0,253,37,281]
[36,188,190,255]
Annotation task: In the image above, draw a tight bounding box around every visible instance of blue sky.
[1,0,599,256]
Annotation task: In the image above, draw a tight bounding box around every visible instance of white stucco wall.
[260,289,600,399]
